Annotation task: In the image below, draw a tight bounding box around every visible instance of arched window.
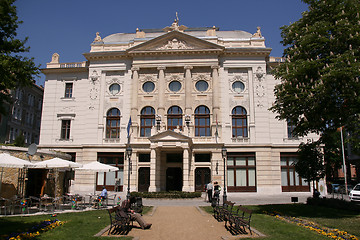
[232,106,248,138]
[140,106,155,137]
[194,105,210,136]
[106,108,121,138]
[167,106,183,131]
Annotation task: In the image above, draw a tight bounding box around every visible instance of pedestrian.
[213,181,221,201]
[100,186,108,200]
[206,181,213,202]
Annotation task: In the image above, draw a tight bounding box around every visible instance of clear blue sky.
[15,0,308,86]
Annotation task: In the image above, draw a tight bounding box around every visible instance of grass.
[0,206,153,240]
[201,204,360,240]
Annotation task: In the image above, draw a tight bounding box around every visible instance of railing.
[46,61,87,69]
[269,56,285,63]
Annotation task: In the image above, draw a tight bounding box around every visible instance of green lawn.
[202,204,360,240]
[1,204,358,240]
[0,207,150,240]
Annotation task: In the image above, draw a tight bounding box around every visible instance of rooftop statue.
[252,27,262,38]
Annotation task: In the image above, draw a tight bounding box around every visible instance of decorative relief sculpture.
[90,70,99,84]
[90,88,98,100]
[255,67,264,80]
[157,38,193,50]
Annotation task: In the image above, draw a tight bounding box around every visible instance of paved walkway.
[103,206,256,240]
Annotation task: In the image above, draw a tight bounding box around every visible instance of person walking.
[213,182,221,203]
[206,181,213,202]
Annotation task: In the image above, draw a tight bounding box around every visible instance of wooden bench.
[225,206,253,235]
[107,206,133,235]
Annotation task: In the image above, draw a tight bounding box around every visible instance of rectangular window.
[139,154,150,162]
[61,120,71,140]
[227,153,256,192]
[97,152,124,191]
[287,120,296,139]
[64,83,73,98]
[280,153,310,192]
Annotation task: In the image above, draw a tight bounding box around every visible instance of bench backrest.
[237,206,252,219]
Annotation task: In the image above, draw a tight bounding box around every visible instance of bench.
[213,200,235,221]
[131,197,143,215]
[107,206,133,235]
[225,206,253,235]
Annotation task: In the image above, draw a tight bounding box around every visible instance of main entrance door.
[195,167,211,192]
[166,167,182,191]
[138,167,150,192]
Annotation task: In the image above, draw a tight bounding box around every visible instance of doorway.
[138,167,150,192]
[195,167,211,192]
[166,167,182,191]
[26,169,47,197]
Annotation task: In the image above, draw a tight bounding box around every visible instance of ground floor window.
[280,153,310,192]
[97,152,124,191]
[227,152,256,192]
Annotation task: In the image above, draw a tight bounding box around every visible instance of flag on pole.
[127,117,132,138]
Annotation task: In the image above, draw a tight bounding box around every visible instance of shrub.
[130,191,202,199]
[307,197,360,211]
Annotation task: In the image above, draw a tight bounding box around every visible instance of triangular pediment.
[127,31,224,54]
[149,130,192,143]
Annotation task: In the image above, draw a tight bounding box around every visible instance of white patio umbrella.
[0,153,34,196]
[32,157,82,169]
[31,157,82,197]
[76,161,119,194]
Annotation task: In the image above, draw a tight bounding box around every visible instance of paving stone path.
[104,206,255,240]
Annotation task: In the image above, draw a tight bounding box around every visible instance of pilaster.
[184,66,193,116]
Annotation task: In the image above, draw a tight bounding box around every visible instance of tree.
[270,0,360,152]
[294,142,325,189]
[13,130,25,147]
[0,0,39,115]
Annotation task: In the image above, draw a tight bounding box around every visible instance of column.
[184,66,193,116]
[148,147,157,192]
[248,68,255,141]
[212,65,220,122]
[131,67,139,137]
[157,66,166,118]
[182,148,191,191]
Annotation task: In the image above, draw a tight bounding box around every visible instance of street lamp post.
[222,146,227,203]
[126,145,132,200]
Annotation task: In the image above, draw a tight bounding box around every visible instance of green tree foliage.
[0,0,39,115]
[13,131,25,147]
[295,142,325,183]
[270,0,360,152]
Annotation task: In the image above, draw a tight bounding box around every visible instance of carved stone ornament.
[90,88,98,100]
[255,67,264,80]
[51,53,59,63]
[93,32,103,43]
[252,27,262,38]
[140,75,156,83]
[157,38,194,50]
[90,70,99,83]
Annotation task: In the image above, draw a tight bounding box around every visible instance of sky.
[15,0,309,86]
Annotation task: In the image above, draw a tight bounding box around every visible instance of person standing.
[100,186,108,200]
[206,181,213,202]
[213,181,221,201]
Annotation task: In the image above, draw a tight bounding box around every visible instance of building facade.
[40,21,322,196]
[0,82,43,146]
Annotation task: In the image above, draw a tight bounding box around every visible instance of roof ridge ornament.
[163,13,188,32]
[252,27,262,38]
[93,32,103,43]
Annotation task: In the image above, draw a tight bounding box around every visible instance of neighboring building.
[40,20,322,196]
[0,81,43,146]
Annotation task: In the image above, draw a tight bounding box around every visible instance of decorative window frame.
[140,76,156,94]
[166,75,183,93]
[59,77,78,101]
[194,75,211,93]
[106,78,123,96]
[229,75,246,94]
[56,113,75,142]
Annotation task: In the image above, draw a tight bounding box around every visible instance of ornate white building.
[40,20,321,196]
